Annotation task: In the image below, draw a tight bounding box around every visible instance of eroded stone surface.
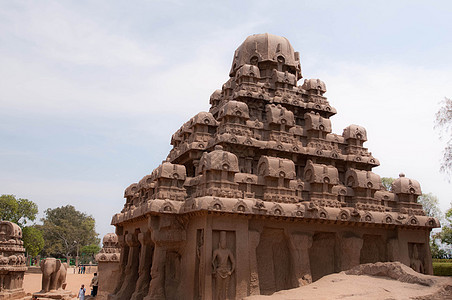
[246,262,452,300]
[0,221,26,300]
[95,233,121,300]
[108,33,439,300]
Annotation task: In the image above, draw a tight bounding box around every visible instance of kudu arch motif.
[108,33,439,300]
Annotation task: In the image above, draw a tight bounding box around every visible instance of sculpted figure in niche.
[212,231,235,300]
[410,244,424,274]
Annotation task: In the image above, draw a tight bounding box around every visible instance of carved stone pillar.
[248,230,260,295]
[288,232,313,286]
[131,230,154,300]
[387,238,400,262]
[113,233,140,300]
[144,215,187,300]
[110,235,129,296]
[144,245,166,300]
[339,235,363,271]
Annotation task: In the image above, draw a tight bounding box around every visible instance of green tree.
[0,194,38,226]
[435,97,452,178]
[417,193,442,220]
[80,244,101,264]
[381,177,394,191]
[41,205,100,260]
[439,203,452,246]
[22,225,44,257]
[0,194,43,256]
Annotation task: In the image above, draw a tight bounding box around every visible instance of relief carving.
[212,231,236,300]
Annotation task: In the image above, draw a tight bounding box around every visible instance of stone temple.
[108,33,440,300]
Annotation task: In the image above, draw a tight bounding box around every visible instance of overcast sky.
[1,0,451,240]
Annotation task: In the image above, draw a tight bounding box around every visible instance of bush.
[433,262,452,276]
[433,258,452,263]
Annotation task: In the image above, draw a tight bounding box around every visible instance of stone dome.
[103,233,118,245]
[392,173,422,195]
[229,33,302,80]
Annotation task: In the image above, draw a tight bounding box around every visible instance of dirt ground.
[23,270,95,298]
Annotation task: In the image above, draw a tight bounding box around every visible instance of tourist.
[90,272,99,297]
[77,284,86,300]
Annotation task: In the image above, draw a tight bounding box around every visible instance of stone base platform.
[0,288,26,299]
[31,290,75,300]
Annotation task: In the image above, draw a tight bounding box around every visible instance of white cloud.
[0,1,161,67]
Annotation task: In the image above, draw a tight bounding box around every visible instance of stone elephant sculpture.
[40,258,67,292]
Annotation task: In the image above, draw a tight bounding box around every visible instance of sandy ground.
[23,272,95,298]
[246,273,452,300]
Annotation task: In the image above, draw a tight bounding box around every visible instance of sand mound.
[246,262,452,300]
[345,262,436,286]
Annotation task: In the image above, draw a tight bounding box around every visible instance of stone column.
[423,231,434,275]
[131,230,154,300]
[339,235,363,271]
[288,233,313,286]
[144,245,167,300]
[110,235,129,296]
[248,230,260,296]
[114,233,140,300]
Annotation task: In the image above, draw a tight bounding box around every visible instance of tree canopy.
[435,97,452,178]
[41,205,99,259]
[439,204,452,246]
[381,177,394,191]
[0,194,38,226]
[22,225,44,257]
[417,193,442,220]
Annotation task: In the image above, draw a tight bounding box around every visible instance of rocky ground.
[246,262,452,300]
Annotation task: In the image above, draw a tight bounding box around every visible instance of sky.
[0,0,451,240]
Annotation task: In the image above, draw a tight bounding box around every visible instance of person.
[77,284,86,300]
[90,272,99,297]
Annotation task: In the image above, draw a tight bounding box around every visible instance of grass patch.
[433,262,452,276]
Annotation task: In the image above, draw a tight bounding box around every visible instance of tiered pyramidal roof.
[113,33,438,229]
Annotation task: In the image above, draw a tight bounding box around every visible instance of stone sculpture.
[0,221,26,300]
[33,258,73,299]
[95,233,121,299]
[410,244,425,274]
[109,33,440,299]
[39,258,67,292]
[212,231,235,300]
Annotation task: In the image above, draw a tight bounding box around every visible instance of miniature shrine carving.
[0,221,26,300]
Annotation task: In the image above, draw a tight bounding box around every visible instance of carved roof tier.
[116,33,437,230]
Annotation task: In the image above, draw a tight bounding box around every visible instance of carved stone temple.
[0,221,26,300]
[108,33,440,299]
[95,233,121,299]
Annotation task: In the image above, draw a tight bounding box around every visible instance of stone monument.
[95,233,121,299]
[109,33,440,299]
[32,258,73,299]
[0,221,26,300]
